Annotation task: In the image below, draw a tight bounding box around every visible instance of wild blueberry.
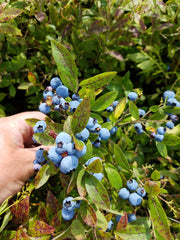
[106,106,113,112]
[93,172,104,181]
[106,220,114,231]
[64,142,76,155]
[75,128,89,141]
[89,123,101,133]
[112,100,119,108]
[59,155,78,174]
[61,208,74,221]
[47,146,62,167]
[170,114,179,122]
[118,188,130,200]
[69,100,80,112]
[93,138,101,148]
[56,85,69,98]
[39,103,51,114]
[128,92,138,101]
[129,192,142,207]
[86,117,97,129]
[167,98,179,107]
[110,126,118,135]
[166,121,174,129]
[127,179,138,191]
[75,143,87,158]
[33,163,42,172]
[35,148,45,163]
[139,109,146,118]
[157,127,166,135]
[154,134,164,142]
[33,120,47,133]
[56,132,72,145]
[43,90,54,100]
[99,128,110,140]
[134,123,143,132]
[50,77,62,89]
[63,196,76,211]
[136,187,146,197]
[72,93,80,100]
[128,214,137,223]
[163,90,175,100]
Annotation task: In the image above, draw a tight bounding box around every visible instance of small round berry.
[129,192,142,207]
[110,126,118,135]
[127,179,138,191]
[157,127,166,135]
[166,121,174,129]
[50,77,62,89]
[118,188,130,200]
[61,208,74,221]
[72,93,80,100]
[39,103,51,114]
[112,101,119,108]
[163,90,175,100]
[75,128,89,141]
[48,146,62,167]
[63,196,76,211]
[170,114,179,122]
[106,106,113,112]
[128,214,137,223]
[136,187,146,197]
[106,220,114,231]
[99,128,110,140]
[167,98,179,107]
[93,172,104,181]
[35,148,45,163]
[43,90,54,100]
[138,109,146,118]
[128,92,138,101]
[33,120,47,133]
[56,85,69,98]
[69,100,80,112]
[59,155,78,174]
[134,123,143,132]
[155,134,164,142]
[86,117,97,129]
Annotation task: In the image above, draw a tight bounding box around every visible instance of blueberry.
[56,132,72,145]
[127,179,138,191]
[43,90,54,100]
[116,215,121,223]
[86,117,97,129]
[166,121,174,129]
[167,98,179,107]
[138,109,146,118]
[136,187,146,197]
[128,214,137,223]
[137,128,144,135]
[154,134,164,142]
[56,85,69,98]
[47,146,62,167]
[89,123,101,133]
[106,220,114,231]
[99,128,110,140]
[50,77,62,89]
[33,163,42,172]
[110,126,118,135]
[63,196,76,211]
[106,106,113,112]
[163,90,175,100]
[128,92,138,101]
[33,120,47,133]
[118,188,130,200]
[62,208,74,221]
[72,93,80,100]
[170,114,179,122]
[75,128,89,141]
[157,127,166,135]
[69,100,80,112]
[64,142,76,155]
[129,192,142,207]
[59,155,79,174]
[52,95,65,105]
[75,143,87,158]
[112,101,119,108]
[61,102,70,110]
[134,123,143,132]
[39,103,51,114]
[93,172,104,181]
[35,148,45,163]
[93,139,101,148]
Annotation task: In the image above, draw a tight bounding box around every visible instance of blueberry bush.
[0,0,180,240]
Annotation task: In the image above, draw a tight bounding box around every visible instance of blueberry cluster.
[85,157,104,181]
[164,90,180,107]
[118,179,146,207]
[61,196,80,221]
[33,148,46,171]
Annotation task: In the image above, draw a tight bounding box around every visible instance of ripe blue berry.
[93,172,104,181]
[136,187,146,197]
[64,142,76,155]
[56,85,69,98]
[92,137,101,148]
[99,128,110,140]
[170,114,179,122]
[163,90,175,100]
[86,117,97,129]
[139,109,146,117]
[110,126,118,135]
[39,103,51,114]
[128,92,138,101]
[47,146,62,167]
[89,123,101,133]
[59,155,78,174]
[106,220,114,231]
[106,106,113,112]
[33,163,42,172]
[75,128,89,141]
[118,188,130,200]
[35,148,45,163]
[157,127,166,135]
[154,134,164,142]
[56,132,72,145]
[127,179,138,191]
[69,100,80,112]
[43,90,54,100]
[52,95,65,105]
[33,121,47,133]
[61,208,74,221]
[167,98,179,107]
[129,192,142,207]
[112,101,119,108]
[63,196,76,211]
[75,143,87,158]
[128,214,137,223]
[166,121,174,129]
[72,93,80,100]
[50,77,62,89]
[134,123,143,132]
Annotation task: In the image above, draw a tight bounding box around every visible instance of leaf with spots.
[33,133,55,145]
[71,218,86,240]
[73,136,84,151]
[28,220,55,237]
[63,115,73,136]
[163,134,180,146]
[79,200,97,227]
[35,164,51,189]
[79,71,117,89]
[129,101,139,119]
[71,97,90,134]
[46,191,61,216]
[116,212,128,230]
[77,168,86,197]
[10,196,30,224]
[85,158,102,173]
[85,173,110,209]
[145,180,161,196]
[0,8,23,22]
[14,227,31,240]
[51,39,78,92]
[0,23,22,36]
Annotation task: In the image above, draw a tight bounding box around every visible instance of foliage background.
[0,0,180,239]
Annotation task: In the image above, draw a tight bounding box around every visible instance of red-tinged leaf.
[46,190,61,215]
[38,202,47,223]
[28,220,55,237]
[0,8,23,22]
[10,196,30,224]
[85,158,102,173]
[73,136,84,151]
[0,22,22,36]
[97,230,111,239]
[35,11,46,22]
[50,212,61,229]
[13,226,31,240]
[79,201,97,227]
[139,19,146,31]
[116,212,128,230]
[144,180,161,196]
[60,172,70,190]
[0,3,7,14]
[77,168,86,197]
[28,72,36,84]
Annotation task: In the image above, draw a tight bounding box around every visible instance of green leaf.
[101,121,114,130]
[144,181,161,196]
[0,210,11,232]
[79,71,117,89]
[73,136,84,151]
[77,168,86,197]
[0,8,23,22]
[148,195,171,240]
[127,52,149,63]
[91,91,118,112]
[71,219,85,240]
[156,142,167,158]
[51,39,78,92]
[33,133,55,146]
[163,106,180,115]
[28,219,55,237]
[114,97,126,120]
[0,53,26,72]
[71,97,90,134]
[114,143,130,171]
[114,232,151,240]
[163,134,180,146]
[35,164,51,189]
[104,163,123,189]
[63,115,73,136]
[151,170,161,181]
[137,59,155,71]
[18,82,33,90]
[86,158,102,173]
[9,85,16,97]
[96,210,108,231]
[85,173,110,209]
[150,105,159,113]
[25,118,41,127]
[129,101,139,119]
[79,200,97,227]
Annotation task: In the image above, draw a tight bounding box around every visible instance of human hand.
[0,111,50,204]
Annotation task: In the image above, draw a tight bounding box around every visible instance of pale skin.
[0,111,51,205]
